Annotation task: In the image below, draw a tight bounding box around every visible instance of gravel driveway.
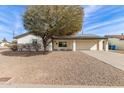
[0,49,124,86]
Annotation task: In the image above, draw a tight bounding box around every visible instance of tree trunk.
[35,45,39,52]
[43,39,47,54]
[43,45,47,54]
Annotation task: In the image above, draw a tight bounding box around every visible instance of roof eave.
[52,37,107,40]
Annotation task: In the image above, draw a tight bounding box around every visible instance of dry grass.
[0,49,124,86]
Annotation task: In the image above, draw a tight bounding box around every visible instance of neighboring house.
[0,41,1,48]
[0,42,9,48]
[0,38,10,48]
[105,34,124,50]
[14,33,108,51]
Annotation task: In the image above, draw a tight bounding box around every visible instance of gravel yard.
[0,49,124,86]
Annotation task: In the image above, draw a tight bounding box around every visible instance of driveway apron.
[82,51,124,71]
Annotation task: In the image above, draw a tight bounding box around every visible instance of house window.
[59,42,67,47]
[32,39,37,44]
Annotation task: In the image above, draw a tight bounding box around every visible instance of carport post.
[105,39,108,51]
[73,40,76,51]
[49,42,53,51]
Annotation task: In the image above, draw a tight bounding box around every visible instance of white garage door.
[76,40,98,50]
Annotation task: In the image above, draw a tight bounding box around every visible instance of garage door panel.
[76,40,97,50]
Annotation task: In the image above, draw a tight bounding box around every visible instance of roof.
[14,32,107,40]
[105,35,124,40]
[52,35,107,40]
[14,32,30,39]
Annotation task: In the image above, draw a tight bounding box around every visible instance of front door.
[103,41,105,51]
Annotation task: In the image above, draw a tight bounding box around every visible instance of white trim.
[73,40,76,51]
[105,40,109,51]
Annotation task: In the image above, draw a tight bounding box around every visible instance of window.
[59,42,67,47]
[32,39,37,44]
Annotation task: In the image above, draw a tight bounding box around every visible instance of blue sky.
[81,5,124,36]
[0,5,124,41]
[0,5,26,41]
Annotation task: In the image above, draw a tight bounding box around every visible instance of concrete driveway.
[82,51,124,71]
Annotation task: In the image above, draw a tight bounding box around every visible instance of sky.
[0,5,124,41]
[80,5,124,36]
[0,5,26,41]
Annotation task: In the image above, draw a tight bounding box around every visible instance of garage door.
[76,40,98,50]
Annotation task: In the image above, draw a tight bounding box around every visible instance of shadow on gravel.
[0,77,11,82]
[0,50,50,57]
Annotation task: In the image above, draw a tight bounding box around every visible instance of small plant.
[10,40,18,51]
[10,44,18,51]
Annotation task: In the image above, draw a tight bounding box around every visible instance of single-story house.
[0,39,10,48]
[105,34,124,50]
[14,33,108,51]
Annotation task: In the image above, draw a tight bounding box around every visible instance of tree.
[23,5,84,53]
[2,38,7,42]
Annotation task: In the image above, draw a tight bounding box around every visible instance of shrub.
[10,44,18,51]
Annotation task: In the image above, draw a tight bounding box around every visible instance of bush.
[10,44,18,51]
